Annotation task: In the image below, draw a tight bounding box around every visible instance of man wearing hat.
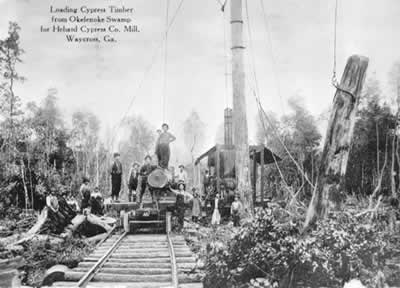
[127,162,140,202]
[156,123,176,169]
[176,164,188,184]
[79,176,91,211]
[110,152,123,202]
[138,155,157,207]
[155,129,162,162]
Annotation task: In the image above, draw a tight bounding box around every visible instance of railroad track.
[51,232,202,288]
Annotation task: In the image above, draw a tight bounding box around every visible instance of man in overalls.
[156,123,176,169]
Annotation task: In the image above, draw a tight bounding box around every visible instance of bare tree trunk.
[20,164,29,211]
[392,99,400,198]
[396,138,400,195]
[76,150,80,173]
[369,136,388,209]
[376,122,380,174]
[16,186,19,207]
[6,47,16,164]
[304,55,369,228]
[391,134,396,198]
[361,161,364,194]
[311,151,314,184]
[28,157,34,209]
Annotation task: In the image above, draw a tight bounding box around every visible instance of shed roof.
[194,144,281,165]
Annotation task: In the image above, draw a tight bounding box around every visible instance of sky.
[0,0,400,164]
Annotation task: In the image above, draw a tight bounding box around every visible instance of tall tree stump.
[305,55,369,227]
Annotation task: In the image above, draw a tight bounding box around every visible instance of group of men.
[78,177,104,216]
[95,121,243,227]
[202,169,242,226]
[110,123,176,204]
[127,155,157,204]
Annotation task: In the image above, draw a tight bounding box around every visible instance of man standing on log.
[155,129,162,163]
[138,155,157,208]
[156,123,176,169]
[110,152,123,202]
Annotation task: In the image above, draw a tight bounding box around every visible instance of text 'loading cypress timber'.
[50,5,134,14]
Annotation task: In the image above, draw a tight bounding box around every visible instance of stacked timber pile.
[0,196,116,286]
[0,196,116,248]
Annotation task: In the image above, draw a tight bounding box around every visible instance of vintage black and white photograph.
[0,0,399,287]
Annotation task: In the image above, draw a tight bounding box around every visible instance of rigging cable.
[244,0,289,186]
[216,0,228,106]
[332,0,339,87]
[222,0,229,107]
[163,0,170,122]
[255,90,290,189]
[259,0,285,114]
[330,0,356,101]
[109,0,185,149]
[244,0,260,96]
[215,0,226,12]
[255,95,315,189]
[244,0,315,188]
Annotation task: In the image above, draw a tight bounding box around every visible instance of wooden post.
[166,211,172,233]
[260,147,265,207]
[231,0,252,213]
[304,55,369,228]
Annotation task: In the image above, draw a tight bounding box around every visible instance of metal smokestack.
[224,108,233,145]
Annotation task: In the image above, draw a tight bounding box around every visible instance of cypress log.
[148,168,170,188]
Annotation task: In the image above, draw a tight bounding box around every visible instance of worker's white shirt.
[176,170,188,183]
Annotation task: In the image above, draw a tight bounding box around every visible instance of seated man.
[90,187,104,216]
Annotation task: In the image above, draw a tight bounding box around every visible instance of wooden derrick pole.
[304,55,369,228]
[231,0,252,213]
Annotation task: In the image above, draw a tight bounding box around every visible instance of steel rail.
[76,231,127,288]
[95,224,117,247]
[167,232,178,288]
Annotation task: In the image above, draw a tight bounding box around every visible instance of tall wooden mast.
[230,0,252,213]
